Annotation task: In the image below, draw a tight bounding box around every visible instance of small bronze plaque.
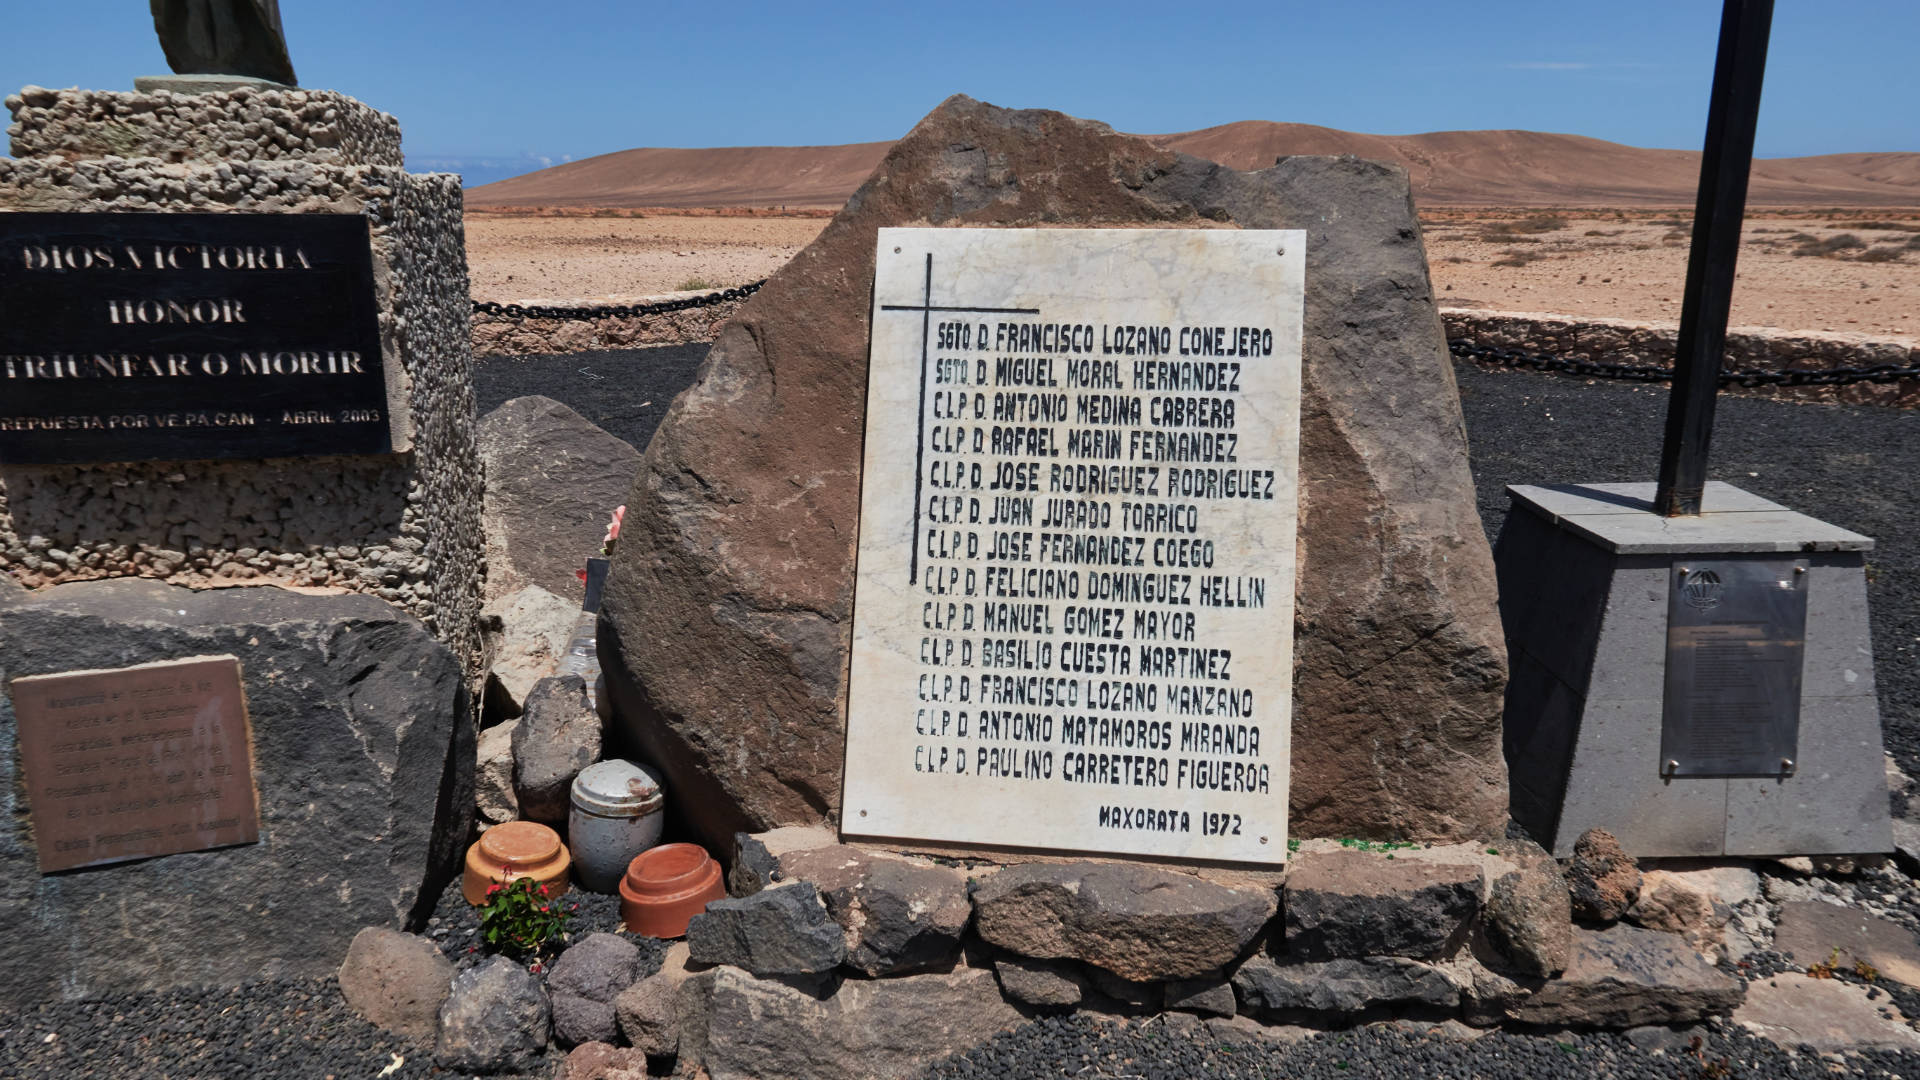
[11,656,260,872]
[1661,558,1808,778]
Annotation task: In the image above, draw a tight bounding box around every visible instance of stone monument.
[0,31,482,1004]
[600,95,1508,856]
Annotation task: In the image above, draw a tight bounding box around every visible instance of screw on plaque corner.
[1662,758,1680,778]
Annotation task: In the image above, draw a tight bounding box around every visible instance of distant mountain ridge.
[466,120,1920,209]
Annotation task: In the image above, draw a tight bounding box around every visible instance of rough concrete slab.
[1774,902,1920,988]
[1510,482,1787,522]
[1735,975,1920,1053]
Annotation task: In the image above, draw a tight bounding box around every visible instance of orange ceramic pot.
[619,842,724,938]
[463,820,572,905]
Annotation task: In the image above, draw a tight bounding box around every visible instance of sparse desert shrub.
[1491,250,1541,267]
[1793,233,1866,257]
[1662,230,1689,242]
[1582,229,1623,237]
[677,276,717,291]
[1856,247,1902,263]
[1510,214,1567,233]
[1850,220,1920,232]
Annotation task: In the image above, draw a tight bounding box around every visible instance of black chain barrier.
[1448,339,1920,388]
[471,280,766,321]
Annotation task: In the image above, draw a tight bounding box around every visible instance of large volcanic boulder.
[0,580,473,1008]
[479,395,640,605]
[599,94,1507,851]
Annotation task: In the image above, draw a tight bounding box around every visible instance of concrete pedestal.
[1497,481,1890,858]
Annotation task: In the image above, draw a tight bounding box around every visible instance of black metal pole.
[1654,0,1774,517]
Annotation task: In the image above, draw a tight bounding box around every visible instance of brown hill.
[466,120,1920,210]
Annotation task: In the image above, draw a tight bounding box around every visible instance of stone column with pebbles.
[0,84,484,675]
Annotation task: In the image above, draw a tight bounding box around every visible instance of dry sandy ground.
[465,212,826,304]
[465,209,1920,336]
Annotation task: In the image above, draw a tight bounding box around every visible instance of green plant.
[1807,946,1842,979]
[678,276,718,291]
[478,876,577,956]
[1286,838,1301,854]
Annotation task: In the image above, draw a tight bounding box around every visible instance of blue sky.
[5,1,1914,186]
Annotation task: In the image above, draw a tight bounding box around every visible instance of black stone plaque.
[1661,557,1808,777]
[0,212,390,464]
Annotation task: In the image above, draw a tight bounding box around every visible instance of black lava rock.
[687,882,847,975]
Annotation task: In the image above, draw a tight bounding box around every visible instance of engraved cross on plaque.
[876,251,1039,584]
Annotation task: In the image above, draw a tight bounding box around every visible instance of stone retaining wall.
[396,825,1789,1077]
[1442,308,1919,408]
[471,293,747,356]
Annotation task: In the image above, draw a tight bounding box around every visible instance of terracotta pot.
[619,842,724,938]
[463,820,572,906]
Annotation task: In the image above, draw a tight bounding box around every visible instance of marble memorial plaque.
[11,655,260,872]
[1662,558,1808,777]
[0,212,390,465]
[843,228,1304,864]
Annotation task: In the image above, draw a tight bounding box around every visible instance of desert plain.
[463,120,1918,339]
[465,207,1920,340]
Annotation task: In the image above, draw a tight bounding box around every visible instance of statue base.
[134,73,295,94]
[1496,481,1890,858]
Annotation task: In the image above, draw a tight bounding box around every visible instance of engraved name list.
[843,228,1305,864]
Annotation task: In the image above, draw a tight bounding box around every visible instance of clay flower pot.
[463,820,572,906]
[619,842,724,938]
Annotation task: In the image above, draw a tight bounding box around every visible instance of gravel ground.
[469,350,1919,780]
[0,978,436,1080]
[1454,363,1919,780]
[473,344,707,453]
[924,1014,1920,1080]
[3,353,1915,1077]
[421,874,669,977]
